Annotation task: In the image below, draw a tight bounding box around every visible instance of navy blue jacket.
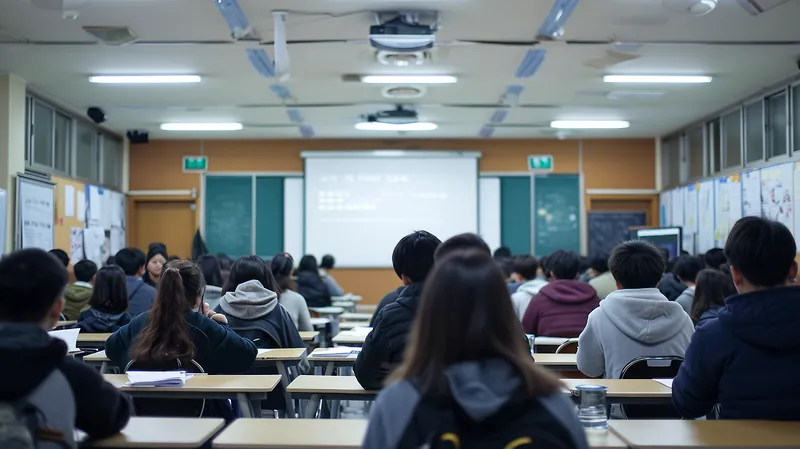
[105,309,257,374]
[672,286,800,420]
[75,308,132,333]
[125,277,156,317]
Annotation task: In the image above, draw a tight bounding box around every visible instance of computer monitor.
[633,227,683,260]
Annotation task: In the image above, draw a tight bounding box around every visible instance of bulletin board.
[52,175,86,257]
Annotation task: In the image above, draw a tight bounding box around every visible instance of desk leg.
[305,394,321,419]
[324,362,335,376]
[276,361,296,418]
[99,362,108,374]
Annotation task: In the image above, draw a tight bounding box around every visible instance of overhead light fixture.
[551,120,630,129]
[214,0,252,39]
[355,122,438,131]
[89,75,202,84]
[603,75,712,84]
[360,75,457,84]
[160,123,243,131]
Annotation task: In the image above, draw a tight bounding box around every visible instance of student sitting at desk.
[363,250,588,449]
[216,255,305,350]
[355,230,442,390]
[197,254,224,311]
[295,255,332,308]
[106,260,257,375]
[689,268,735,329]
[522,250,600,338]
[577,241,693,379]
[75,265,132,333]
[142,243,167,288]
[63,259,97,320]
[320,254,345,297]
[0,249,131,446]
[674,255,705,314]
[115,248,157,317]
[672,217,800,420]
[271,253,313,331]
[509,255,548,321]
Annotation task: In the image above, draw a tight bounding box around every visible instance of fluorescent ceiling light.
[160,123,242,131]
[551,120,630,129]
[360,75,457,84]
[356,122,438,131]
[89,75,202,84]
[603,75,712,84]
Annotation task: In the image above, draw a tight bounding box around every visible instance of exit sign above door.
[528,155,554,172]
[183,156,208,173]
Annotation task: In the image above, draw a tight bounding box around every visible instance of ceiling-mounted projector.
[370,13,438,53]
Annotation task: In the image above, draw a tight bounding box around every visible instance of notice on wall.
[20,181,54,250]
[741,170,761,217]
[70,227,84,262]
[697,180,715,253]
[110,227,125,256]
[671,188,684,228]
[684,184,699,235]
[76,191,85,223]
[760,163,793,232]
[793,162,800,242]
[64,185,75,217]
[83,226,107,267]
[89,186,102,227]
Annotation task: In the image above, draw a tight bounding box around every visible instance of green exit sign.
[528,155,554,172]
[183,156,208,173]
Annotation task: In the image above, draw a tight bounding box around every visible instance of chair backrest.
[619,356,683,419]
[125,358,206,418]
[555,338,579,354]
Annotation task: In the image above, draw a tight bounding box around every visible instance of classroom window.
[766,91,788,158]
[687,126,704,180]
[101,135,123,189]
[54,112,71,174]
[707,119,721,174]
[721,109,742,169]
[745,100,764,163]
[32,100,54,167]
[661,135,680,189]
[76,121,99,182]
[792,84,799,152]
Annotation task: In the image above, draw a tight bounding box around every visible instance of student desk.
[355,303,376,314]
[76,332,111,349]
[212,419,626,449]
[309,306,345,317]
[338,321,371,331]
[331,300,356,312]
[561,379,673,405]
[609,420,800,448]
[79,417,225,448]
[309,317,331,347]
[331,329,371,347]
[55,320,77,328]
[308,347,360,375]
[286,375,378,418]
[103,374,280,418]
[299,331,320,344]
[341,312,371,321]
[332,295,362,303]
[533,353,579,371]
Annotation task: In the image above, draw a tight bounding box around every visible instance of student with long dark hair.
[363,250,587,449]
[197,254,224,310]
[75,265,132,333]
[270,253,313,331]
[690,268,735,328]
[295,255,331,308]
[105,260,257,375]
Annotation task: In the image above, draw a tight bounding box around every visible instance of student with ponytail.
[106,260,257,375]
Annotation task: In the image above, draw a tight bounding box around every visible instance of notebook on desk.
[48,328,80,352]
[126,371,192,387]
[312,347,362,357]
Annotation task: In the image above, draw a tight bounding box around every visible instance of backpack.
[404,382,578,449]
[0,370,75,449]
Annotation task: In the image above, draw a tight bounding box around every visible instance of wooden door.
[133,200,195,259]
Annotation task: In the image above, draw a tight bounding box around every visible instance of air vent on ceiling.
[377,50,428,66]
[83,26,137,45]
[738,0,790,15]
[382,86,426,99]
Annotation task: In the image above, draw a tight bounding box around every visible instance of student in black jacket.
[0,249,131,446]
[354,230,442,390]
[75,265,132,333]
[105,260,257,376]
[295,255,331,308]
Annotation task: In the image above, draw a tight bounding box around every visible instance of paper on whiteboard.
[742,170,761,217]
[70,227,84,262]
[64,185,75,217]
[760,163,793,232]
[671,188,684,228]
[83,227,106,266]
[110,191,123,228]
[20,181,54,250]
[89,186,102,227]
[76,191,85,223]
[697,181,715,253]
[684,184,699,235]
[110,227,125,255]
[794,162,800,243]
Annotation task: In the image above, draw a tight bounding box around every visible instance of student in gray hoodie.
[363,250,587,449]
[509,255,548,321]
[577,241,694,380]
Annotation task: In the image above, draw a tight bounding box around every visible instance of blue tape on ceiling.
[489,109,508,124]
[537,0,580,38]
[506,85,525,96]
[246,48,276,78]
[479,126,495,138]
[269,84,292,99]
[214,0,251,38]
[300,125,315,138]
[515,49,546,79]
[286,108,303,123]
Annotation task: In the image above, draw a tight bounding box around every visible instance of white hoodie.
[577,288,694,379]
[510,278,549,321]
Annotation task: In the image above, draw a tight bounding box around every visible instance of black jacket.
[370,286,405,326]
[105,309,258,374]
[355,283,423,390]
[0,323,131,439]
[657,273,687,301]
[215,305,306,350]
[672,286,800,420]
[296,271,331,308]
[75,308,132,333]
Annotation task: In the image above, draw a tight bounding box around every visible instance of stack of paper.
[126,371,191,387]
[48,329,80,353]
[653,378,674,388]
[313,347,361,358]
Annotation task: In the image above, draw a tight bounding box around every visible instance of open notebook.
[48,328,80,353]
[126,371,193,387]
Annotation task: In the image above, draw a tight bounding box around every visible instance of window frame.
[765,88,790,161]
[791,81,799,154]
[744,98,766,165]
[720,106,744,170]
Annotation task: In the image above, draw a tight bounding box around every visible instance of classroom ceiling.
[1,0,799,139]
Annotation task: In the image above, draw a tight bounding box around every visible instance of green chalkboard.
[499,177,531,255]
[533,174,581,257]
[255,177,285,258]
[204,175,253,258]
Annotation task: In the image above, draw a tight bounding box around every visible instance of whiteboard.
[16,174,55,250]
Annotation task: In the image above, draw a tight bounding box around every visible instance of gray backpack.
[0,370,75,449]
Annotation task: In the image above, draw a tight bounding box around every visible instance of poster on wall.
[671,188,684,228]
[715,175,743,248]
[69,227,84,262]
[741,170,761,217]
[697,181,715,253]
[760,163,794,232]
[659,191,671,227]
[684,184,699,235]
[794,162,800,242]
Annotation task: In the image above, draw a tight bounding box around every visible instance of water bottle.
[575,384,608,430]
[526,334,536,356]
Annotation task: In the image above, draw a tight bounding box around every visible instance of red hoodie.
[521,280,600,337]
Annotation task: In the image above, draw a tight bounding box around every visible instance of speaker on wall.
[87,107,106,124]
[126,130,149,144]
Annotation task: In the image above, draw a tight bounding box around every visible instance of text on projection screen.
[304,157,478,267]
